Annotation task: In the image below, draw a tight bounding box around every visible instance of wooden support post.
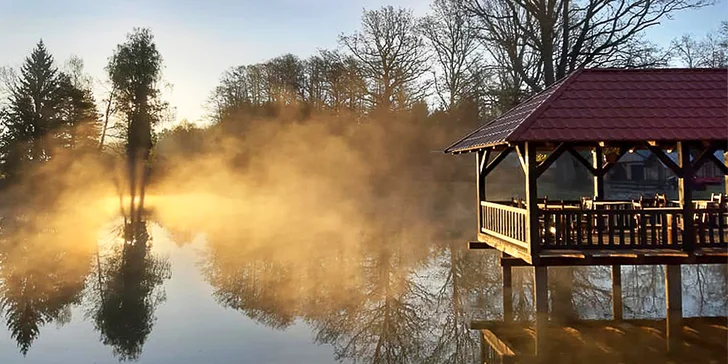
[592,146,604,200]
[534,266,549,356]
[503,253,513,322]
[611,265,622,320]
[525,142,540,262]
[678,142,695,252]
[724,151,728,196]
[665,264,683,353]
[476,150,487,233]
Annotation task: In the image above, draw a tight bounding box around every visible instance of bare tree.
[421,0,481,111]
[462,0,710,90]
[340,6,432,112]
[671,22,728,67]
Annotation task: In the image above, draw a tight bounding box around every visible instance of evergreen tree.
[4,40,63,169]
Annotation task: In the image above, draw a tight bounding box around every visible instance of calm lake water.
[0,213,725,363]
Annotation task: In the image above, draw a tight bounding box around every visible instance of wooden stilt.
[611,265,623,320]
[534,266,548,356]
[503,257,513,322]
[665,264,683,353]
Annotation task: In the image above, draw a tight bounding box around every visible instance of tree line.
[207,1,727,130]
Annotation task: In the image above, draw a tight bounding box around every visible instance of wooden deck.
[472,317,728,364]
[471,236,728,266]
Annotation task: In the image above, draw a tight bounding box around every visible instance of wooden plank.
[478,232,533,265]
[483,228,529,249]
[481,329,517,357]
[481,201,527,214]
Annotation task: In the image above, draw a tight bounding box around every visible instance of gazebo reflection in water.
[444,68,728,363]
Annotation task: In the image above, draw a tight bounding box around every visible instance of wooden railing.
[481,201,527,248]
[538,207,728,249]
[695,207,728,247]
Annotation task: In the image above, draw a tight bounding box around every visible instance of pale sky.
[0,0,726,127]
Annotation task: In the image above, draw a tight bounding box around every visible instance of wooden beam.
[514,143,527,174]
[479,148,492,174]
[568,147,597,175]
[601,147,629,175]
[535,142,568,178]
[483,146,513,177]
[678,142,695,252]
[690,143,718,172]
[525,142,540,262]
[476,150,486,234]
[707,153,728,175]
[647,145,683,178]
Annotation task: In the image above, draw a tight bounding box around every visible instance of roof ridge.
[582,67,728,72]
[507,69,585,142]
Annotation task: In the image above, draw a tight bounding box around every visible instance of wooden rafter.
[708,154,728,175]
[691,143,726,174]
[647,145,683,177]
[483,146,513,177]
[479,148,492,173]
[601,147,629,175]
[567,147,597,175]
[535,142,568,178]
[514,143,527,173]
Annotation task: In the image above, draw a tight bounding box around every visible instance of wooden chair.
[654,193,667,208]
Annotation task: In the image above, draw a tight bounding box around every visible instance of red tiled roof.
[445,68,728,153]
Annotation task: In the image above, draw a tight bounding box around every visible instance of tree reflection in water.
[89,215,171,361]
[0,209,94,355]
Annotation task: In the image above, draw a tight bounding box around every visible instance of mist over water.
[0,113,724,363]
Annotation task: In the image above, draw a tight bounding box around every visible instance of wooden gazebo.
[444,68,728,357]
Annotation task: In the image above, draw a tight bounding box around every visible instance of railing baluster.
[672,213,679,246]
[708,209,716,246]
[586,211,593,246]
[576,211,583,247]
[719,207,726,246]
[661,211,668,246]
[629,211,636,246]
[697,211,706,246]
[619,212,625,246]
[640,211,647,246]
[597,210,604,246]
[564,212,571,247]
[608,210,615,246]
[649,213,657,246]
